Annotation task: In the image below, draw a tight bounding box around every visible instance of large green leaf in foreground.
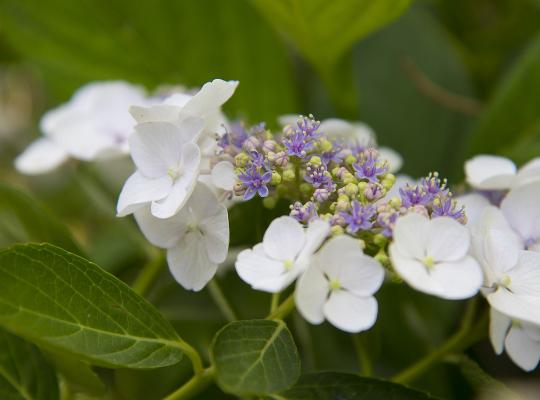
[0,243,183,369]
[0,328,59,400]
[279,372,440,399]
[212,319,300,396]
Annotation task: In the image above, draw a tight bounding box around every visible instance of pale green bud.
[282,169,295,182]
[270,171,281,185]
[344,183,358,197]
[234,153,250,167]
[331,225,344,236]
[263,197,277,209]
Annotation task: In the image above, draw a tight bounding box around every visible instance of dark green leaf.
[251,0,411,70]
[0,0,297,122]
[279,372,440,399]
[0,243,183,369]
[211,319,300,396]
[0,183,82,255]
[0,328,59,400]
[467,33,540,156]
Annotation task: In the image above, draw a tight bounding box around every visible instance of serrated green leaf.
[0,183,82,255]
[251,0,411,70]
[278,372,440,400]
[467,33,540,156]
[0,328,59,400]
[0,0,297,122]
[211,319,300,396]
[0,243,183,369]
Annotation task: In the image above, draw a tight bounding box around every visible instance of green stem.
[351,333,372,377]
[132,250,165,296]
[163,367,215,400]
[207,279,238,322]
[392,298,480,384]
[267,293,295,320]
[176,338,205,377]
[270,292,281,314]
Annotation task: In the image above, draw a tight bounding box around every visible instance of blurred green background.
[1,0,540,399]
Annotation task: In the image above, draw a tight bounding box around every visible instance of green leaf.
[251,0,411,70]
[0,328,59,400]
[278,372,440,399]
[0,0,297,122]
[42,351,105,396]
[0,183,82,255]
[0,243,183,369]
[211,319,300,396]
[467,33,540,156]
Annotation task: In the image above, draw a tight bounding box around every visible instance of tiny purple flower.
[353,152,388,183]
[377,210,399,237]
[432,195,466,223]
[238,166,272,200]
[304,165,332,188]
[400,184,431,208]
[290,201,318,224]
[340,201,376,234]
[296,115,321,139]
[283,132,313,158]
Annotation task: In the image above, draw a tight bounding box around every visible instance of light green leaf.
[0,0,297,122]
[467,33,540,156]
[211,319,300,396]
[251,0,411,70]
[0,243,183,369]
[0,328,59,400]
[0,183,83,255]
[278,372,440,399]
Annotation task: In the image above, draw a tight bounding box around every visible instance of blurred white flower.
[295,235,384,333]
[134,182,229,291]
[456,192,491,228]
[117,118,204,219]
[472,219,540,325]
[389,213,483,299]
[15,81,148,175]
[235,216,330,293]
[465,155,540,190]
[490,308,540,371]
[278,115,403,173]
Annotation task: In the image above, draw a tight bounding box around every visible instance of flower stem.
[207,279,238,322]
[175,338,205,377]
[163,366,215,400]
[267,292,295,320]
[270,292,281,314]
[132,250,165,296]
[392,298,481,384]
[351,333,372,377]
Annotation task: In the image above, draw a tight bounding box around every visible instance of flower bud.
[282,168,295,182]
[262,197,277,209]
[345,155,357,165]
[270,171,281,185]
[234,153,250,167]
[330,225,344,236]
[344,183,358,197]
[308,156,322,167]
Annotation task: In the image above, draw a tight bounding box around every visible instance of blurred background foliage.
[1,0,540,399]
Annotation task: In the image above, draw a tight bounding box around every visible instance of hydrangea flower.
[117,118,203,218]
[389,213,483,299]
[471,212,540,325]
[15,81,148,174]
[134,182,229,291]
[340,201,376,234]
[465,155,540,190]
[235,216,330,293]
[490,309,540,371]
[237,166,272,200]
[295,235,384,333]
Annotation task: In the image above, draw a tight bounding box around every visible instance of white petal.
[392,213,429,259]
[263,216,306,262]
[490,308,511,355]
[456,193,490,228]
[150,143,201,219]
[505,325,540,371]
[429,257,483,299]
[235,247,290,293]
[211,161,236,191]
[14,138,68,175]
[515,157,540,187]
[129,104,182,124]
[507,250,540,297]
[390,245,439,294]
[501,182,540,243]
[117,172,171,217]
[484,229,520,275]
[182,79,239,117]
[295,265,328,324]
[378,147,403,173]
[133,206,187,248]
[296,219,330,267]
[167,232,218,291]
[465,155,516,190]
[323,291,378,333]
[488,289,540,326]
[426,217,470,262]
